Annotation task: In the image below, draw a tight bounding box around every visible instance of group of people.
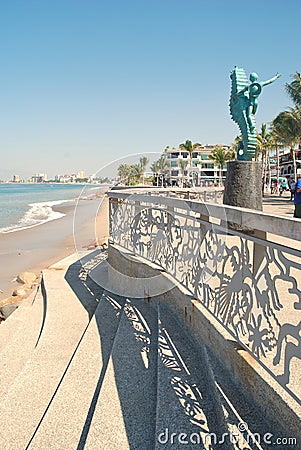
[269,176,301,218]
[270,179,288,196]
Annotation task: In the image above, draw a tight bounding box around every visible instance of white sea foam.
[0,199,73,234]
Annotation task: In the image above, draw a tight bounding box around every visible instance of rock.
[12,284,32,297]
[32,274,42,286]
[17,271,37,285]
[0,295,24,320]
[0,296,18,308]
[0,303,19,319]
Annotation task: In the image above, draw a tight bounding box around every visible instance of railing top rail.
[108,189,301,242]
[110,186,224,194]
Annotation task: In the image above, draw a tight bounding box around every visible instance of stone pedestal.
[223,160,262,211]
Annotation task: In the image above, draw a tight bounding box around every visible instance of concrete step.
[203,347,291,450]
[0,287,44,399]
[83,297,158,450]
[155,302,226,450]
[27,290,126,449]
[0,255,101,450]
[0,285,40,354]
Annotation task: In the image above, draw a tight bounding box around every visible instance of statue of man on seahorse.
[230,67,281,160]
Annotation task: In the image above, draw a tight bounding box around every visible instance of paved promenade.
[262,191,295,217]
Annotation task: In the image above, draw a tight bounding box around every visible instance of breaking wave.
[0,199,72,234]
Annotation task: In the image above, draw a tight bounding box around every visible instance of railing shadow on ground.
[21,246,298,450]
[64,251,228,449]
[62,249,287,450]
[64,249,159,449]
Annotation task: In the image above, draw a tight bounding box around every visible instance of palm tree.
[285,71,301,108]
[256,124,269,161]
[256,123,274,192]
[272,109,301,181]
[150,160,159,186]
[229,135,241,159]
[150,156,168,186]
[208,146,232,186]
[157,155,168,186]
[117,164,131,185]
[130,163,143,184]
[269,127,288,191]
[178,159,188,187]
[179,140,202,166]
[179,140,201,186]
[139,156,149,185]
[117,163,145,185]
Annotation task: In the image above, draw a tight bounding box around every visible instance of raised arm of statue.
[261,72,281,87]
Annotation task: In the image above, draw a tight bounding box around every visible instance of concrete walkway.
[0,250,296,449]
[262,191,295,217]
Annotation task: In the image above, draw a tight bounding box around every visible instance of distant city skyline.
[1,0,300,179]
[7,170,89,183]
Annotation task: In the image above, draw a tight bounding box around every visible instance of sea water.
[0,183,94,233]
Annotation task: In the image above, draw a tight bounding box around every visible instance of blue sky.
[0,0,300,179]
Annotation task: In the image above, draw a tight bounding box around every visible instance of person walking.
[289,178,296,201]
[279,183,283,197]
[294,174,301,218]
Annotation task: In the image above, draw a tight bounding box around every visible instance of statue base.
[223,161,262,231]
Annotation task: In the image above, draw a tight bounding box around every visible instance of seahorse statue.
[230,67,281,161]
[230,67,256,160]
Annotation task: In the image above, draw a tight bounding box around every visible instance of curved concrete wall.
[108,242,301,442]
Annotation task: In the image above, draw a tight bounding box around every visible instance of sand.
[0,193,109,303]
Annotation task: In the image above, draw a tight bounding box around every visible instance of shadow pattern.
[110,198,301,401]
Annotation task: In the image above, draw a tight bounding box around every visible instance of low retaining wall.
[108,242,301,442]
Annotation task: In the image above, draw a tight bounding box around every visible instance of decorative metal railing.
[108,190,301,403]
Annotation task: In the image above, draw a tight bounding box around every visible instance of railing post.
[199,213,210,240]
[252,229,267,275]
[109,197,119,238]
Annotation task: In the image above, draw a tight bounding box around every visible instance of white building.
[31,173,48,183]
[163,144,229,186]
[76,171,85,179]
[279,149,301,179]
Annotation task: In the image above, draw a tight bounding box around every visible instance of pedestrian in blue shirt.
[294,175,301,218]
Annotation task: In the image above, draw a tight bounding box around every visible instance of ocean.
[0,183,98,233]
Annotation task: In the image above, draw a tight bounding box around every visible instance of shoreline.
[0,194,109,304]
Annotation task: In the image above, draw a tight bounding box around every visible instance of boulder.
[17,271,37,285]
[0,295,23,308]
[0,303,19,319]
[12,284,32,297]
[32,274,42,286]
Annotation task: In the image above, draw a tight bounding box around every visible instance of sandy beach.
[0,191,109,303]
